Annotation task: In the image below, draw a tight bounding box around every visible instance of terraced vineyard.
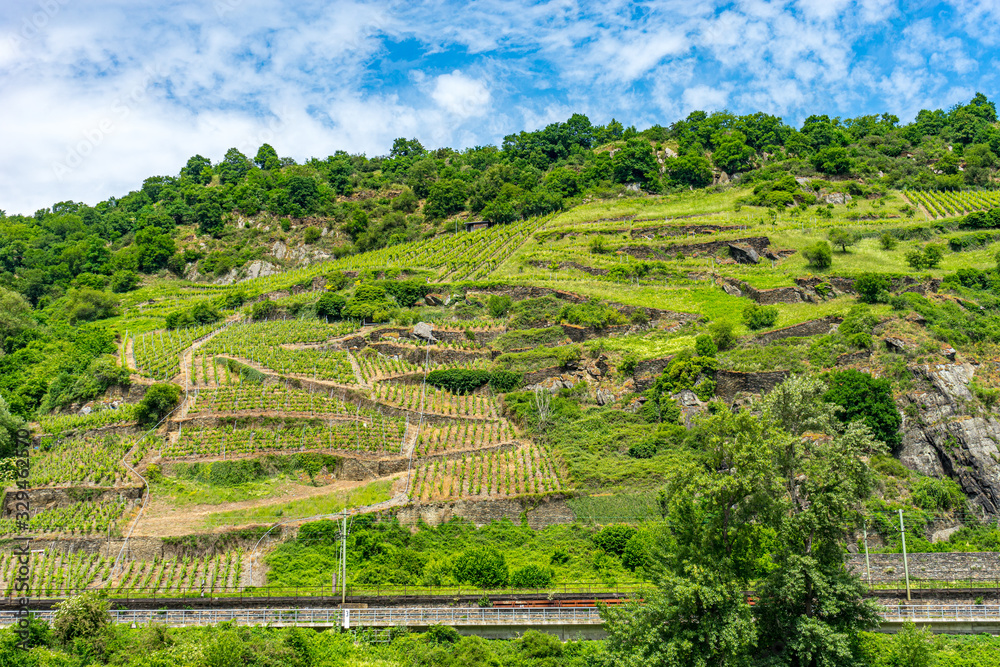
[37,404,138,436]
[128,323,224,380]
[372,381,500,418]
[410,443,566,501]
[31,434,147,486]
[186,384,362,416]
[0,549,244,597]
[907,189,1000,218]
[415,419,515,455]
[164,418,406,458]
[0,498,133,537]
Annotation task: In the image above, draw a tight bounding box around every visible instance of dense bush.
[426,369,492,394]
[742,303,779,330]
[251,300,277,320]
[593,524,637,556]
[487,294,512,318]
[165,301,221,329]
[134,383,181,425]
[488,371,523,393]
[854,273,891,304]
[802,241,833,269]
[912,476,966,512]
[824,370,902,449]
[343,284,396,322]
[559,299,625,329]
[453,546,509,588]
[510,564,553,588]
[315,292,347,319]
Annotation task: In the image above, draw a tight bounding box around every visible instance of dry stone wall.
[394,495,573,530]
[846,552,1000,584]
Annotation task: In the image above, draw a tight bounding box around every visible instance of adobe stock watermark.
[52,63,167,180]
[6,0,71,48]
[12,428,32,651]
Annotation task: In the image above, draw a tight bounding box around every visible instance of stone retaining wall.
[754,316,842,344]
[394,495,573,530]
[715,370,790,402]
[2,486,144,520]
[722,278,805,304]
[846,552,1000,584]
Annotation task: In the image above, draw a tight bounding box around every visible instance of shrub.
[488,371,522,393]
[134,383,181,425]
[621,531,653,571]
[709,321,737,350]
[828,227,858,252]
[343,284,396,322]
[802,241,832,269]
[303,226,321,244]
[695,333,717,357]
[912,476,966,512]
[251,300,277,320]
[619,352,638,376]
[854,272,891,304]
[879,232,898,250]
[510,565,553,589]
[487,294,512,319]
[742,303,779,330]
[426,369,492,394]
[109,270,139,293]
[559,299,625,329]
[316,292,347,319]
[550,549,570,565]
[53,591,110,645]
[519,629,563,659]
[453,546,508,588]
[325,270,349,291]
[906,244,946,270]
[593,524,637,556]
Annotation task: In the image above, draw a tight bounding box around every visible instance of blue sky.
[0,0,997,214]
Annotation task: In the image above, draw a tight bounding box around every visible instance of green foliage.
[912,475,966,512]
[343,284,395,322]
[741,303,779,330]
[709,321,737,351]
[650,349,718,403]
[559,299,625,329]
[487,294,512,318]
[134,383,181,425]
[510,296,563,328]
[593,524,637,556]
[488,371,522,393]
[165,301,221,329]
[509,564,553,588]
[802,240,833,268]
[453,546,509,588]
[824,370,902,449]
[315,292,347,319]
[52,591,110,645]
[0,395,26,459]
[905,243,946,270]
[694,334,717,357]
[828,227,859,252]
[250,300,277,320]
[426,369,491,394]
[879,232,899,250]
[854,272,892,304]
[303,226,321,244]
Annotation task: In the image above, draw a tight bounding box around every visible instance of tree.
[709,321,737,351]
[802,241,832,269]
[316,292,346,320]
[134,226,176,272]
[109,269,139,293]
[712,131,755,173]
[612,138,659,187]
[0,286,35,343]
[135,383,181,425]
[218,148,252,184]
[343,284,395,322]
[811,147,852,175]
[254,143,281,170]
[667,155,713,188]
[66,288,119,323]
[823,369,902,449]
[195,200,224,237]
[0,395,26,458]
[180,155,212,184]
[905,243,945,270]
[423,179,467,220]
[828,227,858,252]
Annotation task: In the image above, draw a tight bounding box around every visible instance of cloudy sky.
[1,0,997,214]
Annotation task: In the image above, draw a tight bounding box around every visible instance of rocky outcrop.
[753,316,843,344]
[898,363,1000,513]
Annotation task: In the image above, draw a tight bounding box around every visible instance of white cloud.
[430,71,491,117]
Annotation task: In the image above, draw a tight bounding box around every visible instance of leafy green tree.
[135,383,181,425]
[134,227,176,272]
[828,227,858,252]
[855,272,891,304]
[254,143,281,170]
[343,284,395,322]
[695,334,717,357]
[423,179,467,219]
[52,591,110,646]
[0,395,26,458]
[612,138,659,187]
[195,199,224,237]
[824,369,902,449]
[509,564,552,588]
[0,287,35,344]
[742,303,779,330]
[218,148,252,184]
[712,131,755,173]
[709,321,737,351]
[66,288,119,323]
[316,292,346,320]
[108,269,138,293]
[667,155,713,188]
[893,620,933,667]
[180,154,212,184]
[811,146,852,174]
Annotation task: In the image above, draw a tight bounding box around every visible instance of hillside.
[2,100,1000,658]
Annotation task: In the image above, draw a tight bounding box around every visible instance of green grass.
[200,479,393,528]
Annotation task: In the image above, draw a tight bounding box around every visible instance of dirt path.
[346,350,368,388]
[135,473,405,537]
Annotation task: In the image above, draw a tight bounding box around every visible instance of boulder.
[722,283,743,298]
[425,293,445,306]
[595,388,616,406]
[822,193,853,205]
[727,244,760,265]
[884,337,910,353]
[412,322,437,343]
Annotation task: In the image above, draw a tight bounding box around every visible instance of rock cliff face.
[898,363,1000,513]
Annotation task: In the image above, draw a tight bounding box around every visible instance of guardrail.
[3,582,643,601]
[2,605,998,629]
[882,604,1000,621]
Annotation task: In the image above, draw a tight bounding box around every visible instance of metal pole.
[341,514,347,605]
[899,509,911,601]
[863,519,872,588]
